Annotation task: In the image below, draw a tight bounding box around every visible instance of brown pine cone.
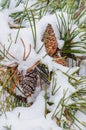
[42,24,58,56]
[36,63,52,84]
[16,62,52,98]
[1,63,52,101]
[18,68,38,97]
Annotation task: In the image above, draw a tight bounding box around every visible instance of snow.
[0,0,86,130]
[0,92,62,130]
[0,116,62,130]
[79,60,86,76]
[75,111,86,130]
[0,12,10,34]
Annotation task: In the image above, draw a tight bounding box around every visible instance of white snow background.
[0,0,86,130]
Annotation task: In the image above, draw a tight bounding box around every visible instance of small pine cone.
[36,63,52,84]
[42,24,58,56]
[53,55,67,66]
[18,68,38,97]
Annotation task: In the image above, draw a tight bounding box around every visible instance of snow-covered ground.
[0,0,86,130]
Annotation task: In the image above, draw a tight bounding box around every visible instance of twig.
[20,38,32,60]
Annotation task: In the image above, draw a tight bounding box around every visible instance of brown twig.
[10,75,22,93]
[24,44,31,60]
[74,1,85,19]
[20,38,32,61]
[20,38,26,60]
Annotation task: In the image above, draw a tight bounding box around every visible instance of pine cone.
[42,24,67,66]
[18,68,38,97]
[4,63,51,101]
[15,63,51,97]
[36,63,52,84]
[42,24,58,56]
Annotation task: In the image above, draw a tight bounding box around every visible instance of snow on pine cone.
[3,62,51,101]
[42,24,58,56]
[17,63,51,97]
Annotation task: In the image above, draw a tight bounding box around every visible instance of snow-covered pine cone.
[13,63,51,99]
[42,24,58,56]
